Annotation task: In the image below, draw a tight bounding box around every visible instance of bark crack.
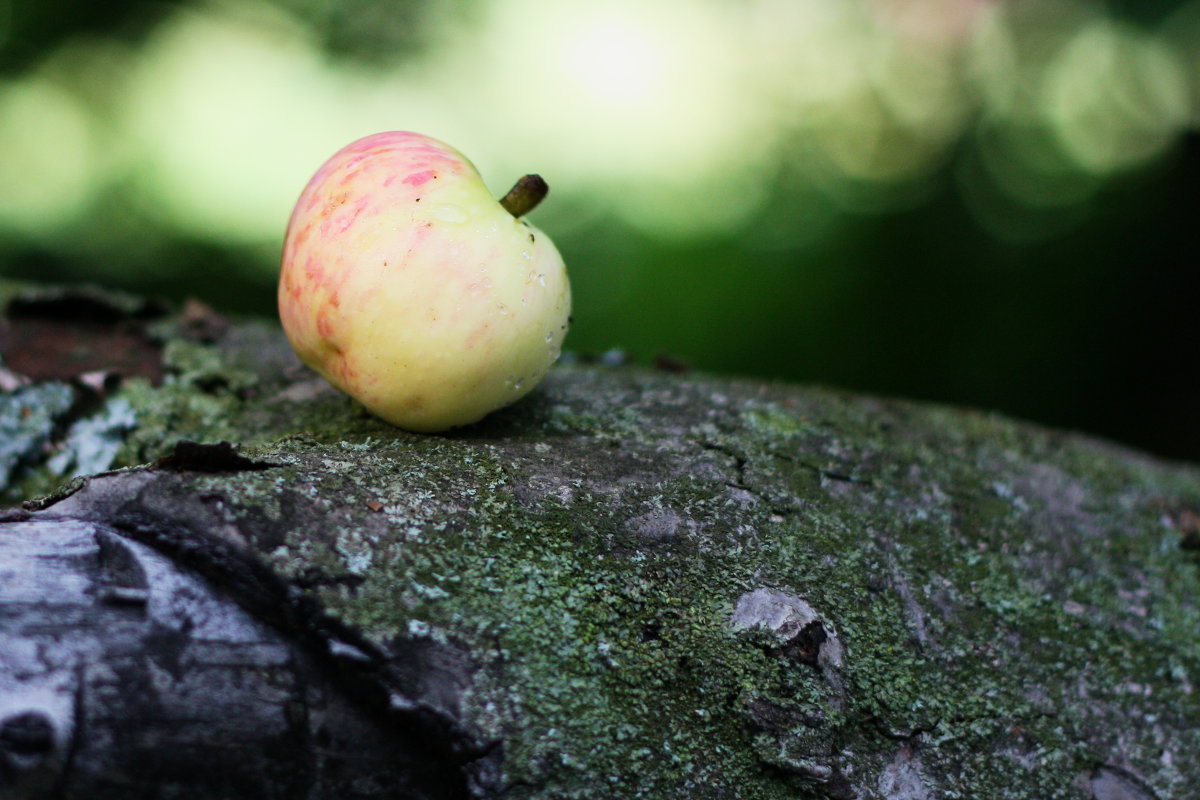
[700,439,796,516]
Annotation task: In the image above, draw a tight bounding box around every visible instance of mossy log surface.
[2,283,1200,799]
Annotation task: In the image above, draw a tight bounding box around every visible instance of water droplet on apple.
[545,331,554,343]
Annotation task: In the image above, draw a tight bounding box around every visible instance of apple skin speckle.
[278,132,571,432]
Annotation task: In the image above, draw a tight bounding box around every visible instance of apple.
[278,132,571,432]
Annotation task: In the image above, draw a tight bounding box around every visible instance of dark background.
[2,0,1197,461]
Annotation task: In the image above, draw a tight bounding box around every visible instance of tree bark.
[2,283,1199,799]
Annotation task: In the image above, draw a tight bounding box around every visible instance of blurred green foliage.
[1,0,1197,459]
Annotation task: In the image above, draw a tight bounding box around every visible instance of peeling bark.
[2,283,1199,799]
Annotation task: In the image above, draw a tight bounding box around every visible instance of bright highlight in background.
[562,13,663,108]
[459,0,771,237]
[0,0,1197,264]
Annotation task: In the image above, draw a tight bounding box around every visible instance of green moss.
[225,381,1197,798]
[116,354,1200,796]
[5,283,1199,797]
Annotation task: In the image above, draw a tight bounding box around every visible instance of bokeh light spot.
[0,76,98,235]
[1044,19,1189,175]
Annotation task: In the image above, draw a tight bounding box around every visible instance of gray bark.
[2,283,1199,799]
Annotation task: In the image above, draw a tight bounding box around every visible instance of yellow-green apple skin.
[279,132,571,432]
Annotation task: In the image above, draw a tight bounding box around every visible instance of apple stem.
[499,175,549,218]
